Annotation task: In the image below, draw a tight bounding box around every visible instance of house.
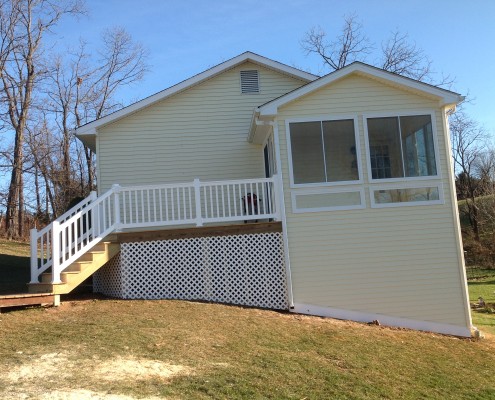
[29,52,472,337]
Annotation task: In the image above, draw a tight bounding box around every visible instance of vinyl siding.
[278,74,470,329]
[97,62,306,193]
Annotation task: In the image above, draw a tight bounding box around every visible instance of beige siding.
[97,62,306,193]
[278,75,470,329]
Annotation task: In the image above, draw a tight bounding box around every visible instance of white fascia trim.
[292,303,472,337]
[258,63,464,116]
[76,52,319,136]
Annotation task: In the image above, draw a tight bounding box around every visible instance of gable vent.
[240,70,259,94]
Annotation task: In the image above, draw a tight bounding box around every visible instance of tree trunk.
[5,127,24,240]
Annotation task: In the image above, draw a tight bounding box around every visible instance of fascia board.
[258,63,464,116]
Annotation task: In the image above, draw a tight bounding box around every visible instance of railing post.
[194,178,203,227]
[30,228,39,283]
[273,174,282,221]
[51,221,62,284]
[112,184,121,231]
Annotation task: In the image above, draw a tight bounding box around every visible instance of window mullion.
[320,121,328,182]
[397,117,406,177]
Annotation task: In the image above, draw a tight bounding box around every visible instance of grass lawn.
[467,268,495,335]
[1,239,495,399]
[0,239,30,294]
[1,298,494,400]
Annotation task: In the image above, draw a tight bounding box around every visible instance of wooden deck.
[114,221,282,243]
[0,293,57,310]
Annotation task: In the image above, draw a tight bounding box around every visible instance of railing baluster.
[182,187,186,220]
[227,185,232,217]
[159,188,163,222]
[261,182,267,216]
[153,189,157,222]
[140,190,144,223]
[165,188,170,221]
[123,190,127,225]
[266,181,272,215]
[176,187,180,220]
[188,186,192,220]
[132,191,136,224]
[209,186,214,219]
[170,188,175,221]
[249,182,254,216]
[221,185,226,218]
[102,202,107,232]
[233,184,238,217]
[201,186,207,219]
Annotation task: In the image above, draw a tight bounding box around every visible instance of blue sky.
[57,0,495,135]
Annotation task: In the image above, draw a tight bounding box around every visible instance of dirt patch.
[4,351,191,399]
[7,351,73,381]
[95,356,192,381]
[39,389,163,400]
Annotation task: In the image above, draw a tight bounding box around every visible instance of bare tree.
[450,108,489,241]
[45,27,147,199]
[301,13,371,70]
[0,0,83,239]
[301,13,451,86]
[76,27,147,191]
[380,30,432,80]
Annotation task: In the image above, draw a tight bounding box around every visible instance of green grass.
[0,239,30,294]
[467,268,495,335]
[0,299,494,399]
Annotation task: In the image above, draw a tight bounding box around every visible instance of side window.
[366,114,437,180]
[288,118,359,186]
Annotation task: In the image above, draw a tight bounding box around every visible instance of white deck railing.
[30,175,281,285]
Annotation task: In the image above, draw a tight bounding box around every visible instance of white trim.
[273,120,294,308]
[362,110,442,184]
[291,187,365,213]
[369,182,444,208]
[440,106,473,328]
[285,115,363,189]
[76,52,318,136]
[258,62,463,116]
[291,303,471,337]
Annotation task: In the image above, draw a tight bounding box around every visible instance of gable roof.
[255,61,464,117]
[75,51,319,148]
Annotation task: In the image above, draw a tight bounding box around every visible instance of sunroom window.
[366,114,437,180]
[289,119,359,185]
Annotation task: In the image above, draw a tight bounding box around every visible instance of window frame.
[285,115,363,188]
[369,182,444,209]
[291,187,366,213]
[362,110,442,183]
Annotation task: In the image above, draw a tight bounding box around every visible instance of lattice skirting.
[94,232,288,309]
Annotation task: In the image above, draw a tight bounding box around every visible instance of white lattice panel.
[94,232,288,309]
[93,253,123,298]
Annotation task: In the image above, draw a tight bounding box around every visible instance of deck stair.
[29,241,119,295]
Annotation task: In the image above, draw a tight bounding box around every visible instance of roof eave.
[258,62,465,116]
[75,51,318,136]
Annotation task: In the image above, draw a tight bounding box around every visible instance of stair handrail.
[30,188,116,284]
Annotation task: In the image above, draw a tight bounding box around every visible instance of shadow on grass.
[468,279,495,286]
[0,254,30,294]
